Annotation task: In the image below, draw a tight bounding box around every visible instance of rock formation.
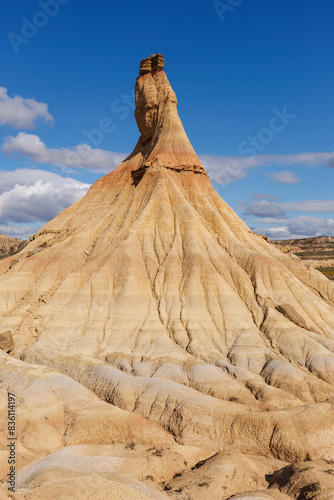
[0,55,334,499]
[132,53,207,180]
[0,331,13,353]
[272,236,334,274]
[0,234,27,260]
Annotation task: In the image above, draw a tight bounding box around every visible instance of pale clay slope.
[1,54,334,498]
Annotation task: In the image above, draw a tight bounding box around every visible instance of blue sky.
[0,0,333,239]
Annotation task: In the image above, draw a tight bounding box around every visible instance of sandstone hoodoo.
[132,53,207,181]
[1,56,334,499]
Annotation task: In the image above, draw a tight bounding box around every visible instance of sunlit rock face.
[132,53,207,179]
[1,55,334,499]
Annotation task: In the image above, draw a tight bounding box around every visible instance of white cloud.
[199,151,334,185]
[242,195,334,240]
[242,196,334,219]
[255,226,292,240]
[288,216,334,236]
[0,87,54,129]
[0,169,90,239]
[280,200,334,213]
[0,223,42,240]
[262,152,334,167]
[252,193,279,201]
[255,216,334,240]
[2,134,334,182]
[327,154,334,167]
[241,200,286,218]
[2,132,126,171]
[252,217,290,224]
[199,154,261,184]
[271,170,299,184]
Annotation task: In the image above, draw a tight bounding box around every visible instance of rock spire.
[131,53,208,181]
[139,53,165,75]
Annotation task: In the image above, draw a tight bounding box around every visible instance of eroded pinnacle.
[139,53,164,76]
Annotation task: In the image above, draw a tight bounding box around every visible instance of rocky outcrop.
[0,234,27,259]
[0,330,13,352]
[272,236,334,273]
[139,53,165,75]
[269,460,334,499]
[132,53,207,180]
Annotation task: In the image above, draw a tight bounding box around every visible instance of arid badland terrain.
[0,236,27,262]
[1,54,334,499]
[272,237,334,280]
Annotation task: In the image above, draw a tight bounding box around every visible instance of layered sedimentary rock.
[0,55,334,498]
[0,234,27,260]
[272,236,334,273]
[0,331,13,353]
[132,53,207,179]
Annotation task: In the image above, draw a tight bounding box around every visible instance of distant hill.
[0,233,28,260]
[272,236,334,279]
